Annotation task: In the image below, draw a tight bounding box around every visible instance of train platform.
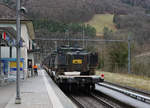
[5,69,77,108]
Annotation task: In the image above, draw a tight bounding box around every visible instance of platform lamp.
[15,0,27,104]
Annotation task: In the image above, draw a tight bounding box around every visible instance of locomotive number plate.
[72,59,82,64]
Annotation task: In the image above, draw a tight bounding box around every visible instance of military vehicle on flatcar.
[44,45,104,91]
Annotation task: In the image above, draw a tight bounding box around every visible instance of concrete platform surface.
[0,82,16,108]
[5,69,77,108]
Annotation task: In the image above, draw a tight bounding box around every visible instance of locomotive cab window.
[73,55,84,59]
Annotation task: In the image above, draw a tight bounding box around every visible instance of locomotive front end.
[47,46,104,91]
[66,51,89,74]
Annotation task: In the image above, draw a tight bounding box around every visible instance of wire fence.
[100,63,150,77]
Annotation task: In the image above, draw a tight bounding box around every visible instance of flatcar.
[43,45,104,91]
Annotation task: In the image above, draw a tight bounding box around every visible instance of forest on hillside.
[1,0,150,49]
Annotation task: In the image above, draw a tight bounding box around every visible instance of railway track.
[69,93,114,108]
[67,90,129,108]
[69,95,85,108]
[90,93,115,108]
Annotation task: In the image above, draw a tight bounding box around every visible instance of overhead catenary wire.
[34,38,127,42]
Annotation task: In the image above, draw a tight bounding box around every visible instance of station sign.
[2,32,6,40]
[0,32,17,47]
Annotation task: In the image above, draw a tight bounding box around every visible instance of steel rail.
[69,95,85,108]
[90,93,115,108]
[98,83,150,104]
[69,93,115,108]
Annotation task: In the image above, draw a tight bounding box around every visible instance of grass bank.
[86,14,116,36]
[96,70,150,92]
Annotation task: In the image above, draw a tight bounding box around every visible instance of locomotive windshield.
[73,55,84,59]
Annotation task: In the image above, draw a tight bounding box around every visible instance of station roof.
[0,3,28,20]
[0,3,35,39]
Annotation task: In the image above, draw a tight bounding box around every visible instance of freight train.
[43,45,104,91]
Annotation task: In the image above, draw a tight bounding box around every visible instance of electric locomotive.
[45,45,104,91]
